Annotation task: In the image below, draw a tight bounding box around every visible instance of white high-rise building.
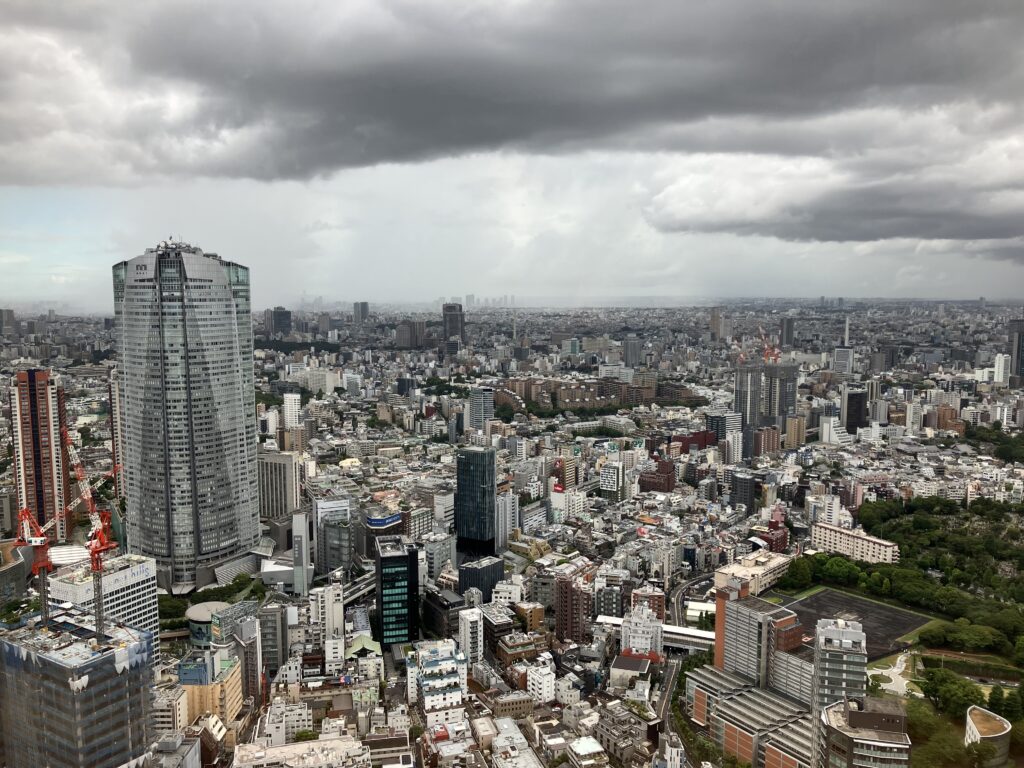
[468,387,495,432]
[48,554,159,635]
[113,241,258,591]
[495,491,519,552]
[620,602,664,656]
[458,608,484,663]
[994,353,1011,386]
[283,392,302,429]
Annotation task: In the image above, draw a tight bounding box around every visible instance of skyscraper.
[455,446,497,556]
[623,337,643,368]
[442,302,466,343]
[264,305,292,336]
[779,317,795,348]
[734,363,762,458]
[112,241,259,591]
[468,386,495,432]
[353,301,370,324]
[733,364,762,430]
[763,363,798,427]
[10,369,71,542]
[375,536,420,645]
[841,385,868,434]
[108,368,126,501]
[1009,319,1024,381]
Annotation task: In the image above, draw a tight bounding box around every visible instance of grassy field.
[899,618,947,644]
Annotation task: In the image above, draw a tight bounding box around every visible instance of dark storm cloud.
[1,0,1024,253]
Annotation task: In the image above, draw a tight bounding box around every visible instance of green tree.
[921,669,985,718]
[779,557,812,590]
[988,684,1005,715]
[822,556,861,586]
[1002,687,1023,721]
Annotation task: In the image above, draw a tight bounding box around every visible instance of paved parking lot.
[784,589,928,660]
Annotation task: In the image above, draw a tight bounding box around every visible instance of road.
[668,575,710,625]
[658,657,681,727]
[873,652,921,698]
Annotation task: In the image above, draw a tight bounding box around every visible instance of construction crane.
[757,325,781,364]
[12,472,111,628]
[12,426,119,632]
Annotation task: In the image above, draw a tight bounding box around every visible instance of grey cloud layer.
[2,0,1024,254]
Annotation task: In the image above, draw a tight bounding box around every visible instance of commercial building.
[458,555,505,603]
[1009,318,1024,382]
[820,698,910,767]
[113,242,259,591]
[264,306,292,337]
[810,523,900,564]
[177,648,244,732]
[234,736,371,768]
[48,553,159,635]
[0,606,154,768]
[811,619,867,759]
[10,368,70,541]
[714,552,792,596]
[455,446,497,556]
[442,303,466,343]
[375,536,420,646]
[257,449,302,520]
[353,301,370,324]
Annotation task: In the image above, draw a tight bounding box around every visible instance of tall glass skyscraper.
[375,536,419,645]
[112,241,259,591]
[455,446,496,556]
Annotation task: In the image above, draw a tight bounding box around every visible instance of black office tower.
[375,536,419,646]
[458,556,504,603]
[455,446,496,556]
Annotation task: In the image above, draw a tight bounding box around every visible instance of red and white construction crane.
[757,325,781,364]
[12,427,119,633]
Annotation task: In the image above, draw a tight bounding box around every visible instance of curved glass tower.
[112,241,258,591]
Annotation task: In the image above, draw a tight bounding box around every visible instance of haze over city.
[3,0,1024,309]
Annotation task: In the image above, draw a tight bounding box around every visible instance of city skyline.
[2,1,1024,308]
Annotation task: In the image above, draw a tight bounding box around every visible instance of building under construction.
[0,606,154,768]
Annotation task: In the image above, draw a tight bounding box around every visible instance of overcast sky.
[2,0,1024,311]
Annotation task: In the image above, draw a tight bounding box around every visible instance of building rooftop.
[0,606,149,668]
[968,705,1011,737]
[52,553,154,585]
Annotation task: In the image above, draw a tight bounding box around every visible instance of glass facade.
[112,242,258,591]
[375,536,420,645]
[455,446,496,555]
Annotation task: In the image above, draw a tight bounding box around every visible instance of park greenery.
[158,573,267,625]
[780,496,1024,660]
[965,422,1024,464]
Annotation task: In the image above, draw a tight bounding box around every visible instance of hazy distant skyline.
[2,0,1024,311]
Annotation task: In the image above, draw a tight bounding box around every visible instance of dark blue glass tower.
[375,536,419,646]
[455,446,496,556]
